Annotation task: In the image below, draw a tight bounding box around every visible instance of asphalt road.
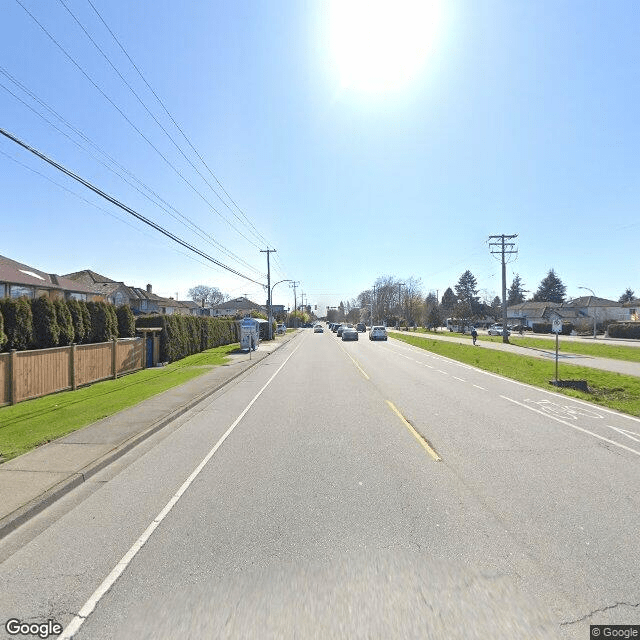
[1,329,639,639]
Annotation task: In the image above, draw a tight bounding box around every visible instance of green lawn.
[0,343,239,463]
[409,328,640,362]
[391,333,640,418]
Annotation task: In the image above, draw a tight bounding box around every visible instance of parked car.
[356,322,366,332]
[331,323,339,333]
[276,323,286,335]
[313,324,323,333]
[369,326,388,341]
[341,326,359,341]
[487,324,510,336]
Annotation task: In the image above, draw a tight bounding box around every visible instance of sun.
[329,0,439,92]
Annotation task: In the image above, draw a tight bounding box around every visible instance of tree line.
[326,270,636,328]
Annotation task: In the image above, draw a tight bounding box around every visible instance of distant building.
[208,297,266,317]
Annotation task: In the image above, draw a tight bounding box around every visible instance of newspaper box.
[240,316,259,351]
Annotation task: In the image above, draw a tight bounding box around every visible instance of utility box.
[240,317,260,352]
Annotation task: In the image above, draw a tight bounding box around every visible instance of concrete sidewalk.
[388,330,640,378]
[0,331,299,539]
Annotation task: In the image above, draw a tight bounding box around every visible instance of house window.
[0,283,5,298]
[67,292,87,301]
[114,292,126,306]
[10,285,34,299]
[141,300,148,310]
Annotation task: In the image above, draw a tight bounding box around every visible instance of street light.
[578,286,597,339]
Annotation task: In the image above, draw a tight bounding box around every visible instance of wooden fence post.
[70,343,77,390]
[10,349,17,405]
[112,338,118,380]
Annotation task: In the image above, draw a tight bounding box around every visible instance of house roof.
[563,296,620,308]
[0,255,100,295]
[210,296,265,311]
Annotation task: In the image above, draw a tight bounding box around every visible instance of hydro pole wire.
[0,126,265,286]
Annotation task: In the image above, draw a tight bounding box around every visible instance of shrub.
[0,308,6,351]
[86,301,118,343]
[80,302,92,343]
[608,322,640,339]
[116,305,136,338]
[137,314,239,362]
[31,296,60,348]
[54,299,75,346]
[0,298,33,351]
[532,322,552,334]
[67,299,87,344]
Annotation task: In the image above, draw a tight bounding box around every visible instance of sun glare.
[330,0,439,92]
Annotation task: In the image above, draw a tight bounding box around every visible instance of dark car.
[341,327,359,341]
[356,323,366,332]
[336,323,354,337]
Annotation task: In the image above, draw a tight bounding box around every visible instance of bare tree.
[188,285,228,306]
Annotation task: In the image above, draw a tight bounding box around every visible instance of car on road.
[313,324,323,333]
[369,326,388,341]
[487,324,510,336]
[276,323,286,335]
[336,323,353,337]
[341,326,358,341]
[356,322,366,332]
[331,323,339,332]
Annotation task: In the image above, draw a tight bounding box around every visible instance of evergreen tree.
[507,274,526,305]
[0,308,6,351]
[54,299,75,346]
[441,287,457,316]
[0,299,33,351]
[67,299,87,344]
[31,296,60,348]
[116,305,136,338]
[532,269,566,303]
[454,270,481,314]
[619,288,635,303]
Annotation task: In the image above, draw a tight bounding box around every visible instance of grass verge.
[411,329,640,362]
[0,343,239,463]
[391,334,640,418]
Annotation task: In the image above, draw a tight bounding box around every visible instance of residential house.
[621,299,639,322]
[208,297,266,318]
[0,255,101,301]
[507,302,562,328]
[561,296,628,327]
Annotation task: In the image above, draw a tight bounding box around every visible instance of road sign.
[552,317,562,334]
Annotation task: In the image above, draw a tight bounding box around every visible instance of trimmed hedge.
[608,322,640,339]
[86,301,118,343]
[67,299,88,344]
[55,299,75,346]
[137,314,240,362]
[0,298,33,350]
[0,308,5,351]
[116,305,136,338]
[31,296,60,349]
[532,322,574,335]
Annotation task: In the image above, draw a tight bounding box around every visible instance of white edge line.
[59,337,306,639]
[387,336,640,425]
[500,395,640,458]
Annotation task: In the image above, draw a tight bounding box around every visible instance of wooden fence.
[0,338,145,406]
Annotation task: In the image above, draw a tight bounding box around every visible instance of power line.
[0,67,265,278]
[56,0,272,251]
[84,0,274,250]
[15,0,264,251]
[0,126,265,286]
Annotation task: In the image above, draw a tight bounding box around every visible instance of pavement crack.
[561,601,640,626]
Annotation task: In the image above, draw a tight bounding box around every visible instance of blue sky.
[1,0,638,314]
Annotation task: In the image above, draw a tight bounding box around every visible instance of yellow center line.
[386,400,442,461]
[340,346,370,379]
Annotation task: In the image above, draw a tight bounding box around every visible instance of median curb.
[0,332,300,540]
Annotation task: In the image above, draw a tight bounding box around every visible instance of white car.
[313,325,323,333]
[487,324,510,336]
[369,326,388,341]
[276,324,286,335]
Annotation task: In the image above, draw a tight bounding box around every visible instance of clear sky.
[1,0,638,314]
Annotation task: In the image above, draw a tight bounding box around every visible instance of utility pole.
[290,281,299,328]
[398,282,405,325]
[260,248,276,339]
[488,234,518,343]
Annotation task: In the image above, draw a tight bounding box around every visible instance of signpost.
[550,314,563,382]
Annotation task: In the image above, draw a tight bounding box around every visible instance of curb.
[0,333,298,540]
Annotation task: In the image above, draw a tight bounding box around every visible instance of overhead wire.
[0,126,265,286]
[0,67,265,278]
[84,0,274,250]
[14,0,265,252]
[0,147,241,279]
[56,0,272,252]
